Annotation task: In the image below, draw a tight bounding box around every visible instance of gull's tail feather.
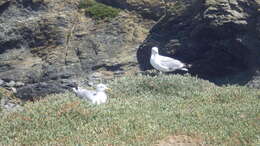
[180,68,188,71]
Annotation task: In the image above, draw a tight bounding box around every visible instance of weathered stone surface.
[0,87,21,113]
[137,0,260,86]
[0,0,153,98]
[1,0,259,99]
[71,11,152,73]
[0,0,78,83]
[15,79,77,100]
[5,81,15,87]
[0,0,10,6]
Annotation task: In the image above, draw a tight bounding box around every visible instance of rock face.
[0,87,22,113]
[15,79,77,100]
[1,0,260,99]
[0,0,153,99]
[137,0,260,85]
[96,0,166,20]
[0,0,79,83]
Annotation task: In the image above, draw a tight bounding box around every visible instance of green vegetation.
[0,74,259,145]
[78,0,95,9]
[166,1,186,16]
[0,88,3,112]
[79,0,120,20]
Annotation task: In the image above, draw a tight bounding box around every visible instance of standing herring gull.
[72,84,110,105]
[150,47,188,72]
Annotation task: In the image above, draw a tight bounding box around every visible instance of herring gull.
[72,84,110,105]
[150,47,188,72]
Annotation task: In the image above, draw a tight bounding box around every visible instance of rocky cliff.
[0,0,260,100]
[137,0,260,85]
[0,0,154,99]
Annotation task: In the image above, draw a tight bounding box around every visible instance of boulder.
[137,0,260,85]
[72,11,152,73]
[0,0,80,83]
[15,79,77,100]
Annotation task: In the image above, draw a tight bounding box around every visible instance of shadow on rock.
[15,80,77,101]
[137,0,260,87]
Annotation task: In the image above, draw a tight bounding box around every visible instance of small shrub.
[78,0,95,9]
[86,3,120,20]
[168,1,186,15]
[0,90,2,112]
[79,0,120,20]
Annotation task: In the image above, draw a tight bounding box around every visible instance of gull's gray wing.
[158,56,185,70]
[81,89,97,101]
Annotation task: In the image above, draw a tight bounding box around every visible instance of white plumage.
[150,47,188,72]
[72,84,109,105]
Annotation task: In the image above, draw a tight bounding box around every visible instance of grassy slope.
[0,74,259,145]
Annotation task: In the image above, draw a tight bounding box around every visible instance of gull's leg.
[96,99,101,105]
[180,68,188,71]
[92,99,97,104]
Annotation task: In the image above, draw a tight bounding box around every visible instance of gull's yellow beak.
[106,88,112,91]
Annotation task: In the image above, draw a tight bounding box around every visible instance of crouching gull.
[150,47,189,72]
[72,84,110,105]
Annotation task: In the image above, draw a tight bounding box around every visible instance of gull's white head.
[151,47,159,54]
[96,84,108,92]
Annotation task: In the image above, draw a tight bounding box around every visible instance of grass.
[0,88,3,112]
[0,74,259,145]
[79,0,120,20]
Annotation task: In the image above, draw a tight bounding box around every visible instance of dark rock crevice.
[0,0,10,14]
[16,0,46,11]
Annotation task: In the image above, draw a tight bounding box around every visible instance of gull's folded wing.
[158,56,184,69]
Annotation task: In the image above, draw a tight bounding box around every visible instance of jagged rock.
[0,87,20,112]
[0,80,24,88]
[137,0,260,86]
[71,11,153,73]
[15,82,24,87]
[5,81,15,87]
[0,0,152,88]
[15,80,77,100]
[0,0,153,98]
[0,0,73,83]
